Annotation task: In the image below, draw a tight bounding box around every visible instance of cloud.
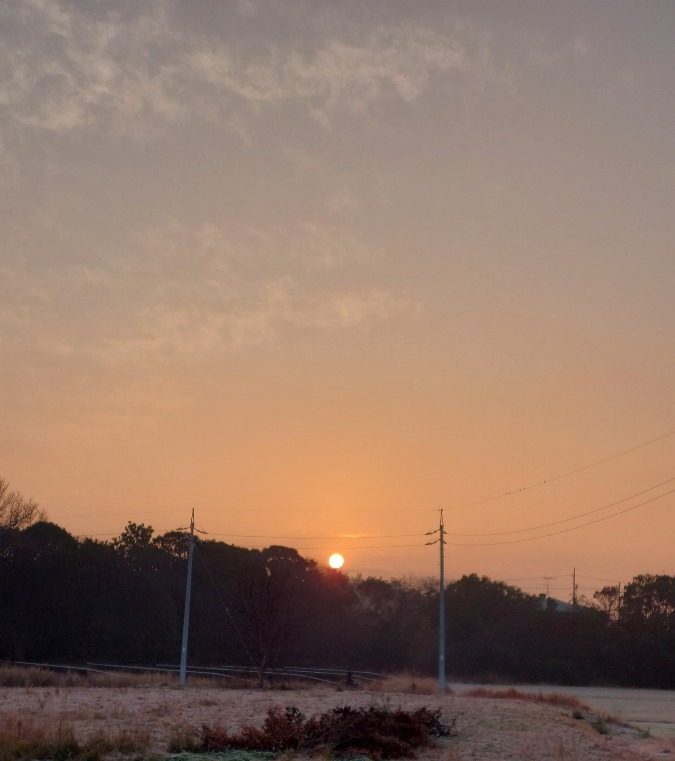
[528,34,591,67]
[283,222,379,269]
[187,25,467,125]
[303,289,420,329]
[0,0,186,138]
[1,2,474,142]
[0,217,418,364]
[327,187,358,213]
[88,279,417,362]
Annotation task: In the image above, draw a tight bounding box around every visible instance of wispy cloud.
[0,217,418,363]
[528,34,591,67]
[188,25,467,126]
[0,2,479,143]
[1,0,184,138]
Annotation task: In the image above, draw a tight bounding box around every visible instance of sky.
[2,0,674,600]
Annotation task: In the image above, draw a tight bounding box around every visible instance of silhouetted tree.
[621,575,675,632]
[238,546,321,686]
[2,502,675,688]
[444,574,538,679]
[593,584,621,622]
[0,478,46,532]
[0,522,80,660]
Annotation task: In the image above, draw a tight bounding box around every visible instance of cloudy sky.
[2,0,674,597]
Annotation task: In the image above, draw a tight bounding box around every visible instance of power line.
[576,574,621,584]
[194,543,256,668]
[444,487,675,546]
[72,532,428,550]
[249,542,426,551]
[52,430,674,527]
[73,479,674,548]
[445,430,675,513]
[69,482,675,551]
[204,532,427,540]
[444,475,675,537]
[54,507,438,520]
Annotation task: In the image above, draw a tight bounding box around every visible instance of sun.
[328,552,345,569]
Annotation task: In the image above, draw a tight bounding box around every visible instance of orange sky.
[1,0,674,601]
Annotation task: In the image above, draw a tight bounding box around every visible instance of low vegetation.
[194,704,455,759]
[0,693,455,761]
[465,687,588,710]
[0,664,173,689]
[0,717,150,761]
[0,663,245,690]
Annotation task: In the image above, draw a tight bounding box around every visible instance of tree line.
[1,480,674,688]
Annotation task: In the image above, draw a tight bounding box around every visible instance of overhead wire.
[73,480,674,549]
[53,429,674,525]
[194,543,257,668]
[205,532,427,540]
[52,429,675,562]
[444,475,675,537]
[444,487,675,546]
[445,430,675,512]
[54,507,438,519]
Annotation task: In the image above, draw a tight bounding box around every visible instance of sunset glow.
[329,553,345,570]
[1,1,674,599]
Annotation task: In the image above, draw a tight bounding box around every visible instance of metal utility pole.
[425,510,446,693]
[438,510,446,693]
[179,509,195,686]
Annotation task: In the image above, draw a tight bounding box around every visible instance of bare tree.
[0,478,46,531]
[238,546,319,687]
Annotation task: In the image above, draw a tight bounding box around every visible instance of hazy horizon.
[2,0,674,600]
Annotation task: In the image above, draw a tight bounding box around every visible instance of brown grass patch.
[465,687,588,710]
[0,715,151,761]
[368,674,441,695]
[0,663,242,690]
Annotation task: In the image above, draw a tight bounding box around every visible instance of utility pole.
[543,576,553,597]
[426,510,446,693]
[179,509,195,686]
[572,568,577,607]
[438,509,446,693]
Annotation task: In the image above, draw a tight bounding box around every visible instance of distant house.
[537,594,576,613]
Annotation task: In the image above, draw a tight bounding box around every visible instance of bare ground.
[0,685,673,760]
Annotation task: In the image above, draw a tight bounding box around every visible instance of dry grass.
[3,663,443,693]
[0,684,664,761]
[465,687,588,710]
[0,663,173,689]
[0,715,151,761]
[368,674,441,695]
[0,663,244,690]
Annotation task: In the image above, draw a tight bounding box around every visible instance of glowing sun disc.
[328,552,345,569]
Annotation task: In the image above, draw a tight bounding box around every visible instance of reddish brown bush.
[200,703,455,759]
